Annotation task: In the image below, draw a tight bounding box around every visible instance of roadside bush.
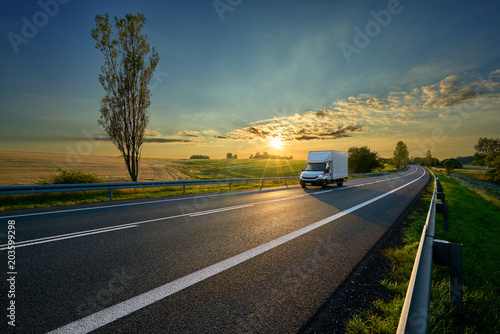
[42,168,104,184]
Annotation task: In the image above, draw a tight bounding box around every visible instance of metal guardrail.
[0,177,298,201]
[397,170,463,334]
[0,171,386,201]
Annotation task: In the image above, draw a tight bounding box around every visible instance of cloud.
[144,129,163,139]
[164,69,500,145]
[140,128,231,144]
[296,135,319,141]
[142,129,195,143]
[144,138,192,143]
[228,111,363,142]
[422,74,479,109]
[174,130,201,138]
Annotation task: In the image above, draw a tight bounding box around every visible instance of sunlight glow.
[269,137,283,150]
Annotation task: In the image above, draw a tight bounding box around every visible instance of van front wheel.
[322,180,327,188]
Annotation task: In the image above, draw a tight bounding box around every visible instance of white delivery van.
[299,150,348,188]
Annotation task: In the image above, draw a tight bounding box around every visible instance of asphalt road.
[0,165,429,333]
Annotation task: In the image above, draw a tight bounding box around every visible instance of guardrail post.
[449,243,464,309]
[433,239,463,309]
[435,179,449,231]
[437,182,443,193]
[437,191,445,204]
[436,202,449,231]
[285,179,288,187]
[109,189,113,201]
[183,185,186,195]
[229,180,232,190]
[260,181,264,190]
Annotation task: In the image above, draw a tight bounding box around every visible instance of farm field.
[0,151,403,210]
[0,150,188,186]
[0,151,307,210]
[0,150,406,187]
[0,150,307,186]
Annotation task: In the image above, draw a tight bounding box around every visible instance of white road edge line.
[0,224,138,248]
[189,204,254,217]
[47,167,426,334]
[0,206,254,250]
[0,225,138,250]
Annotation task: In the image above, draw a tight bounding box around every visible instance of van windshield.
[304,163,325,171]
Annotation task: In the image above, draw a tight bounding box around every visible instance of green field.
[168,158,307,179]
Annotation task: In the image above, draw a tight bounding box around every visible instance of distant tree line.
[249,152,293,160]
[190,155,210,159]
[226,153,238,159]
[408,137,500,182]
[411,150,463,173]
[412,155,476,167]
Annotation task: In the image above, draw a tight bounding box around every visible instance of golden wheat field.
[0,150,190,186]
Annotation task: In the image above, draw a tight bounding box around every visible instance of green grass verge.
[345,171,500,333]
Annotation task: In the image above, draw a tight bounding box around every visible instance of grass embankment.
[345,171,500,333]
[0,159,306,211]
[434,167,500,207]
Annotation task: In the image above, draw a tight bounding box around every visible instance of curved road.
[0,166,429,333]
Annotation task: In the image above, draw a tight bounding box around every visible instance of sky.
[1,0,500,160]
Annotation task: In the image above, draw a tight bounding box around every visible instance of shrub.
[44,168,104,184]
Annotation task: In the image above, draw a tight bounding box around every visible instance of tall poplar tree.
[91,12,159,181]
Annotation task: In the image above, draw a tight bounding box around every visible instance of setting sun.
[269,137,283,150]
